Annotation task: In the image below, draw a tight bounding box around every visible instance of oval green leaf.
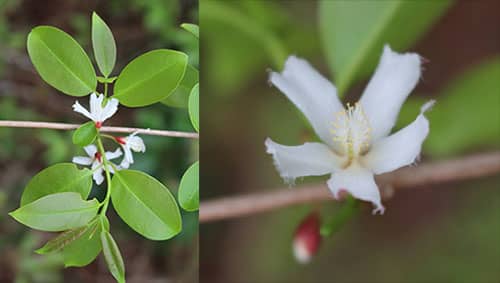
[161,65,199,108]
[27,26,97,96]
[101,230,125,283]
[92,12,117,77]
[62,216,110,267]
[72,121,97,147]
[10,192,99,232]
[111,170,182,240]
[178,161,199,212]
[114,49,188,107]
[181,23,199,38]
[319,0,452,95]
[20,163,93,206]
[188,83,199,132]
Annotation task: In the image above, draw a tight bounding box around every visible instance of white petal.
[92,167,105,185]
[359,45,422,141]
[127,135,145,152]
[362,105,431,175]
[99,98,119,122]
[265,138,342,183]
[119,159,130,169]
[105,148,122,160]
[122,145,134,164]
[89,93,103,118]
[72,101,94,121]
[327,166,384,214]
[107,164,116,174]
[269,56,344,149]
[72,156,93,166]
[83,145,98,158]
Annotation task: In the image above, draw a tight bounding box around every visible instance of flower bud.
[293,212,321,264]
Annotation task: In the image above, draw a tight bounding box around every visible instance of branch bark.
[200,151,500,223]
[0,120,199,139]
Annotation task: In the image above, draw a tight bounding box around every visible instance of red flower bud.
[114,136,126,145]
[293,212,321,264]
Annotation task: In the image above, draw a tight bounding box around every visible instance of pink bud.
[293,212,321,264]
[114,136,126,145]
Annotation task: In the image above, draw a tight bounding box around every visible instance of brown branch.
[200,151,500,223]
[0,120,199,139]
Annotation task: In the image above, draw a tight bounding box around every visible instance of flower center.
[94,152,102,163]
[95,121,103,129]
[331,103,371,164]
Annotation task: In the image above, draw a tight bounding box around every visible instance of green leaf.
[114,49,188,107]
[10,192,99,232]
[27,26,97,96]
[20,163,93,206]
[181,23,199,38]
[72,121,97,147]
[319,0,452,95]
[36,221,95,254]
[97,76,117,83]
[188,83,199,132]
[101,230,125,283]
[92,12,117,78]
[161,65,199,108]
[178,161,199,212]
[111,170,182,240]
[62,216,110,267]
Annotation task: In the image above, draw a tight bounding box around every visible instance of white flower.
[72,145,122,185]
[114,131,146,169]
[72,92,119,128]
[265,45,434,214]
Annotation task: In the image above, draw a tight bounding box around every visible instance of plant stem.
[97,135,113,216]
[320,196,358,237]
[104,82,109,97]
[0,120,199,138]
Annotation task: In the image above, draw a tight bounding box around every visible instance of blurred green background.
[0,0,198,282]
[200,1,500,283]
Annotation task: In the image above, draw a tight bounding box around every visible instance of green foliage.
[114,49,188,107]
[319,0,452,95]
[181,23,199,38]
[72,121,98,147]
[111,170,182,240]
[188,83,199,132]
[61,216,110,267]
[101,230,126,283]
[161,65,199,108]
[27,26,97,96]
[92,12,117,78]
[10,192,99,232]
[20,163,93,206]
[178,161,199,212]
[36,225,90,255]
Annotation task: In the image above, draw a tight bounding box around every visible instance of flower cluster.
[72,93,146,184]
[266,45,433,214]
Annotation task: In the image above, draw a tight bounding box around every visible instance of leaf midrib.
[34,32,94,92]
[115,173,168,230]
[115,59,182,97]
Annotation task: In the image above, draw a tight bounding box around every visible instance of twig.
[200,151,500,223]
[0,120,199,139]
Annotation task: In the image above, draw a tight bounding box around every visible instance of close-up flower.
[72,92,119,128]
[115,131,146,169]
[266,45,433,214]
[72,144,122,185]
